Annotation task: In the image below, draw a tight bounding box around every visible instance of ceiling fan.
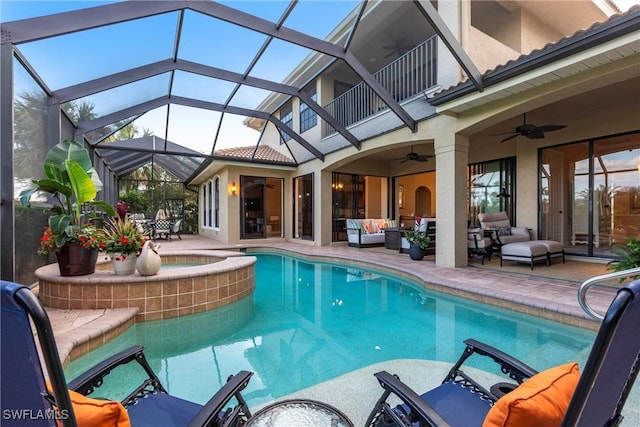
[395,145,433,163]
[495,113,567,143]
[383,38,415,58]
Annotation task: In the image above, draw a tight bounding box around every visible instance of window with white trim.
[280,101,293,143]
[202,176,220,229]
[300,84,317,133]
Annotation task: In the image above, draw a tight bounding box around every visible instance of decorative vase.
[56,242,98,276]
[111,253,137,275]
[136,241,161,276]
[409,244,426,261]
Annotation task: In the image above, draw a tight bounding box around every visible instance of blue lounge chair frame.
[1,280,253,427]
[366,279,640,427]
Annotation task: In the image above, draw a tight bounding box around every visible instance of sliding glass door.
[540,132,639,256]
[240,176,283,239]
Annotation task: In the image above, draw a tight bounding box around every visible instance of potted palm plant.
[404,224,431,260]
[104,202,147,275]
[20,139,115,275]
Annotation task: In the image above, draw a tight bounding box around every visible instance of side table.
[384,228,404,250]
[246,399,354,427]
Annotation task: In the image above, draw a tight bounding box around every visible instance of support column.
[0,43,15,281]
[318,170,333,245]
[435,133,469,267]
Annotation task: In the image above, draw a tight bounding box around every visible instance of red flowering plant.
[103,202,147,259]
[38,223,106,255]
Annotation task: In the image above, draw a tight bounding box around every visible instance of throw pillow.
[498,226,512,236]
[363,222,374,234]
[67,389,130,427]
[482,362,580,427]
[46,382,130,427]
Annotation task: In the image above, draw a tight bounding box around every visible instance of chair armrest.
[463,338,538,383]
[187,371,253,427]
[373,371,451,427]
[68,345,165,400]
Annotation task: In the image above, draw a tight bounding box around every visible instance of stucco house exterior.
[190,0,640,267]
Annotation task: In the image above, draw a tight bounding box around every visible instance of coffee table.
[245,399,354,427]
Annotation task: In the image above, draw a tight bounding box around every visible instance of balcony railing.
[323,35,438,136]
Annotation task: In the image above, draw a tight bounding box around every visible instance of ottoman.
[500,241,548,270]
[537,240,565,264]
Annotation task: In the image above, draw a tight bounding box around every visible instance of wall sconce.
[231,182,237,195]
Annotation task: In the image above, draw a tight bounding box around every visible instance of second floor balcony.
[323,35,438,136]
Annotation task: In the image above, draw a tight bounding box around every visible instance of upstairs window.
[300,85,317,133]
[280,101,293,143]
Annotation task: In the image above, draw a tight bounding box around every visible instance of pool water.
[65,253,595,407]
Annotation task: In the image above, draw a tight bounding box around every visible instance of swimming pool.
[64,252,595,408]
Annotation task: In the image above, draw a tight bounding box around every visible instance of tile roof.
[429,5,640,105]
[213,145,295,164]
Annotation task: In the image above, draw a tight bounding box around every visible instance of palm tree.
[13,91,48,179]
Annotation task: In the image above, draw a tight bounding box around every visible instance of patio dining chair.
[365,279,640,427]
[171,218,183,240]
[154,220,172,241]
[0,280,254,427]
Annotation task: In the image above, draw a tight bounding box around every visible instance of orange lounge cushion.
[48,382,130,427]
[482,362,580,427]
[67,389,130,427]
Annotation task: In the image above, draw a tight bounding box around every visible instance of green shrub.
[607,237,640,282]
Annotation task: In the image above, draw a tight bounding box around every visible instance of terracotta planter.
[55,243,98,276]
[111,253,137,275]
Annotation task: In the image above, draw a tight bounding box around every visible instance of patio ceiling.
[3,0,471,181]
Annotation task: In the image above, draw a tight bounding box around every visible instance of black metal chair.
[366,279,640,427]
[0,280,254,427]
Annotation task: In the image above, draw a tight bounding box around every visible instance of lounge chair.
[0,280,253,427]
[365,279,640,427]
[478,211,530,250]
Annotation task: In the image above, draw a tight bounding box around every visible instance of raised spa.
[35,250,255,322]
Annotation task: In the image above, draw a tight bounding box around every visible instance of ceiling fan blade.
[500,134,521,143]
[491,131,520,136]
[526,131,545,139]
[400,158,410,163]
[536,125,566,133]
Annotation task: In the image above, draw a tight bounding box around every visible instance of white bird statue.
[136,240,161,276]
